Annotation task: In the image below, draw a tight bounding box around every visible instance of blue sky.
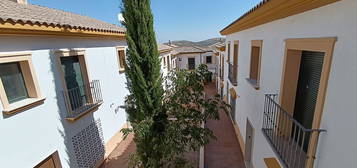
[29,0,262,42]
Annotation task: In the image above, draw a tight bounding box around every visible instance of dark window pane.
[0,62,29,103]
[60,56,87,110]
[206,56,212,64]
[188,58,195,70]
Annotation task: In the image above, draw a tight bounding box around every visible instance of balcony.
[228,63,237,86]
[262,94,326,168]
[62,80,103,121]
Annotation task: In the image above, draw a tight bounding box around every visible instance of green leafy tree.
[121,0,229,167]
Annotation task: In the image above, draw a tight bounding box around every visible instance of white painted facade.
[176,53,203,70]
[223,0,357,168]
[212,46,226,96]
[160,51,173,78]
[175,51,216,73]
[0,35,128,168]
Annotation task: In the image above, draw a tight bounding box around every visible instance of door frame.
[34,151,62,168]
[187,57,196,70]
[279,37,336,167]
[55,50,92,112]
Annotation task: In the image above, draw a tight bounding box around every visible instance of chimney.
[9,0,28,4]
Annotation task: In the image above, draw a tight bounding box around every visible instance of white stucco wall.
[0,35,128,168]
[224,0,357,167]
[175,52,217,72]
[176,53,202,70]
[201,51,217,74]
[160,51,172,77]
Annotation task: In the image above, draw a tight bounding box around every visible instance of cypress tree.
[122,0,167,167]
[121,1,228,167]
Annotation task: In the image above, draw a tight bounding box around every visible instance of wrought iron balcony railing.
[228,63,237,86]
[262,94,326,168]
[62,80,103,120]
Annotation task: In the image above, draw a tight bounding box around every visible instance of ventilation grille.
[72,119,105,168]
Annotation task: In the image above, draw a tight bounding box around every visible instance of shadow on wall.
[49,49,105,168]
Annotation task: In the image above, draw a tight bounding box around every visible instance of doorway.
[188,58,195,70]
[292,51,325,151]
[279,37,336,167]
[230,94,236,123]
[245,119,254,168]
[60,56,88,110]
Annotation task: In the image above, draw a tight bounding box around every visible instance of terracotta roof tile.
[0,1,125,34]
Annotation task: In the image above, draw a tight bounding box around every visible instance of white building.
[0,1,129,168]
[172,46,216,74]
[220,0,356,168]
[158,44,174,78]
[211,41,226,97]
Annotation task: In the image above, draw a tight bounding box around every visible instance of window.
[188,58,195,70]
[166,56,170,70]
[221,54,224,79]
[247,40,262,89]
[0,63,29,104]
[56,50,103,121]
[0,53,44,115]
[227,41,231,62]
[163,56,166,67]
[233,41,239,66]
[117,47,126,73]
[206,56,212,64]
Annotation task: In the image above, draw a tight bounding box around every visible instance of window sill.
[246,78,260,90]
[3,97,46,115]
[66,102,103,122]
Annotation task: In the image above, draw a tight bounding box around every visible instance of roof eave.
[220,0,341,35]
[0,22,126,38]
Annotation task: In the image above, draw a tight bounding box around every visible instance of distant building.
[211,41,226,97]
[158,43,219,78]
[158,44,174,78]
[220,0,354,168]
[0,0,129,168]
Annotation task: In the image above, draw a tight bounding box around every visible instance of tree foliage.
[121,0,229,167]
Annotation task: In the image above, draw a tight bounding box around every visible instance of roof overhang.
[172,51,206,56]
[159,49,172,53]
[220,0,341,35]
[0,21,125,39]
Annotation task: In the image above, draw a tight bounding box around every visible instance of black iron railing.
[63,80,103,118]
[262,94,326,168]
[228,63,237,86]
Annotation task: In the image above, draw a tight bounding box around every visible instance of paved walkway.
[204,83,246,168]
[101,83,245,168]
[100,134,136,168]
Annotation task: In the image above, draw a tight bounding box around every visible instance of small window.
[247,40,263,89]
[188,58,195,70]
[167,56,170,70]
[206,56,212,64]
[179,58,182,61]
[117,47,126,73]
[0,53,44,115]
[0,63,29,104]
[227,41,231,62]
[163,56,167,66]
